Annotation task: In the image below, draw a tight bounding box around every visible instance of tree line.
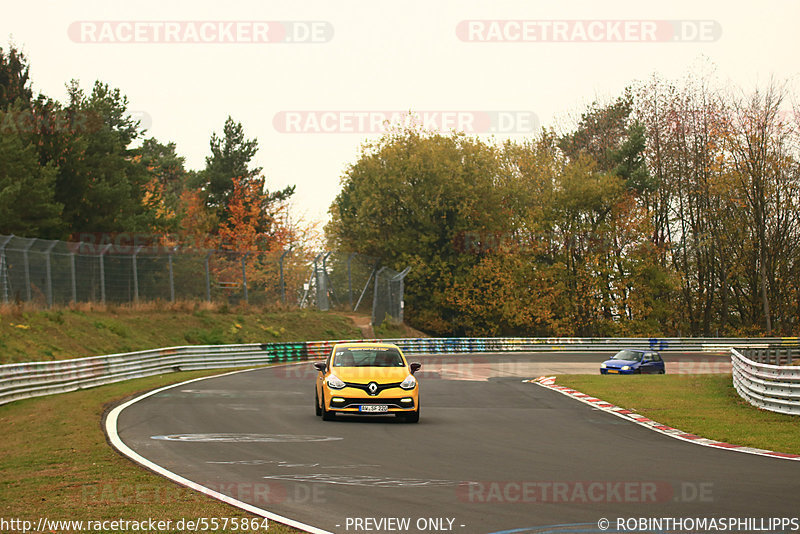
[0,43,297,253]
[327,70,800,337]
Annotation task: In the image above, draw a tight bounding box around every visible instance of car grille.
[343,381,403,395]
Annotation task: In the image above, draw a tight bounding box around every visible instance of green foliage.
[328,127,510,333]
[0,114,64,237]
[53,80,153,233]
[329,121,677,337]
[0,43,297,252]
[195,116,295,227]
[183,327,226,345]
[0,44,32,108]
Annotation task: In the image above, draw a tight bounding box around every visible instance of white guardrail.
[731,349,800,416]
[0,337,798,409]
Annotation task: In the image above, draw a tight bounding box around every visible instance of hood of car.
[604,359,640,368]
[330,366,410,384]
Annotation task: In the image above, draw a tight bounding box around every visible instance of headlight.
[621,366,630,371]
[600,363,607,369]
[326,374,346,389]
[400,374,417,390]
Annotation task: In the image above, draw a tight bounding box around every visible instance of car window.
[611,350,642,361]
[332,348,405,367]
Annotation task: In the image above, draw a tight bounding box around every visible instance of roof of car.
[332,342,402,350]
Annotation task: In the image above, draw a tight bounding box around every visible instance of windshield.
[611,350,642,361]
[332,347,405,367]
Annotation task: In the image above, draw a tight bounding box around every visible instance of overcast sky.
[4,1,799,225]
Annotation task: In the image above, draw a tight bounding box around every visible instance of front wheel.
[321,395,335,421]
[400,409,419,423]
[315,389,322,416]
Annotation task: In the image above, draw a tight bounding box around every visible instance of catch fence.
[0,235,408,325]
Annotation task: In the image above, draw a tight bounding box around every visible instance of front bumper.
[600,368,637,375]
[323,385,418,413]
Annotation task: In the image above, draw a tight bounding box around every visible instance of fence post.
[44,241,57,307]
[393,266,411,324]
[371,267,387,326]
[279,248,292,305]
[205,252,212,303]
[22,239,34,302]
[354,260,379,312]
[70,252,77,303]
[241,253,249,304]
[168,250,175,303]
[132,246,142,303]
[99,243,111,304]
[317,252,331,311]
[0,235,12,304]
[347,253,356,309]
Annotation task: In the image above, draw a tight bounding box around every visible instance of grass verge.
[0,303,364,364]
[556,374,800,455]
[0,369,302,534]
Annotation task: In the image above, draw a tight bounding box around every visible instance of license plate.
[359,405,388,413]
[607,370,619,374]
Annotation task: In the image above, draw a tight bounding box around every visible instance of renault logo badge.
[367,382,378,395]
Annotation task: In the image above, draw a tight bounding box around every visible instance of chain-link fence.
[372,266,411,326]
[0,235,409,324]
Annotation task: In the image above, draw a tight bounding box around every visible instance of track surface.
[114,352,797,534]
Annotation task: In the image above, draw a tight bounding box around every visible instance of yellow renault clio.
[314,342,421,423]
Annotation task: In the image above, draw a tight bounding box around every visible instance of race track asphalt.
[112,352,798,534]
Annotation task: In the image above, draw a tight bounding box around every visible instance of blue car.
[600,349,665,375]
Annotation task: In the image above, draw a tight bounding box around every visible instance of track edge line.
[104,364,334,534]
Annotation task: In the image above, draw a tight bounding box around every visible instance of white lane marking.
[208,460,380,469]
[151,433,342,443]
[263,474,475,488]
[105,364,335,534]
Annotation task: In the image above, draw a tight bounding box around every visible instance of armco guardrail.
[0,337,797,406]
[731,349,800,416]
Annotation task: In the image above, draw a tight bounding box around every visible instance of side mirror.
[313,362,327,372]
[409,362,421,374]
